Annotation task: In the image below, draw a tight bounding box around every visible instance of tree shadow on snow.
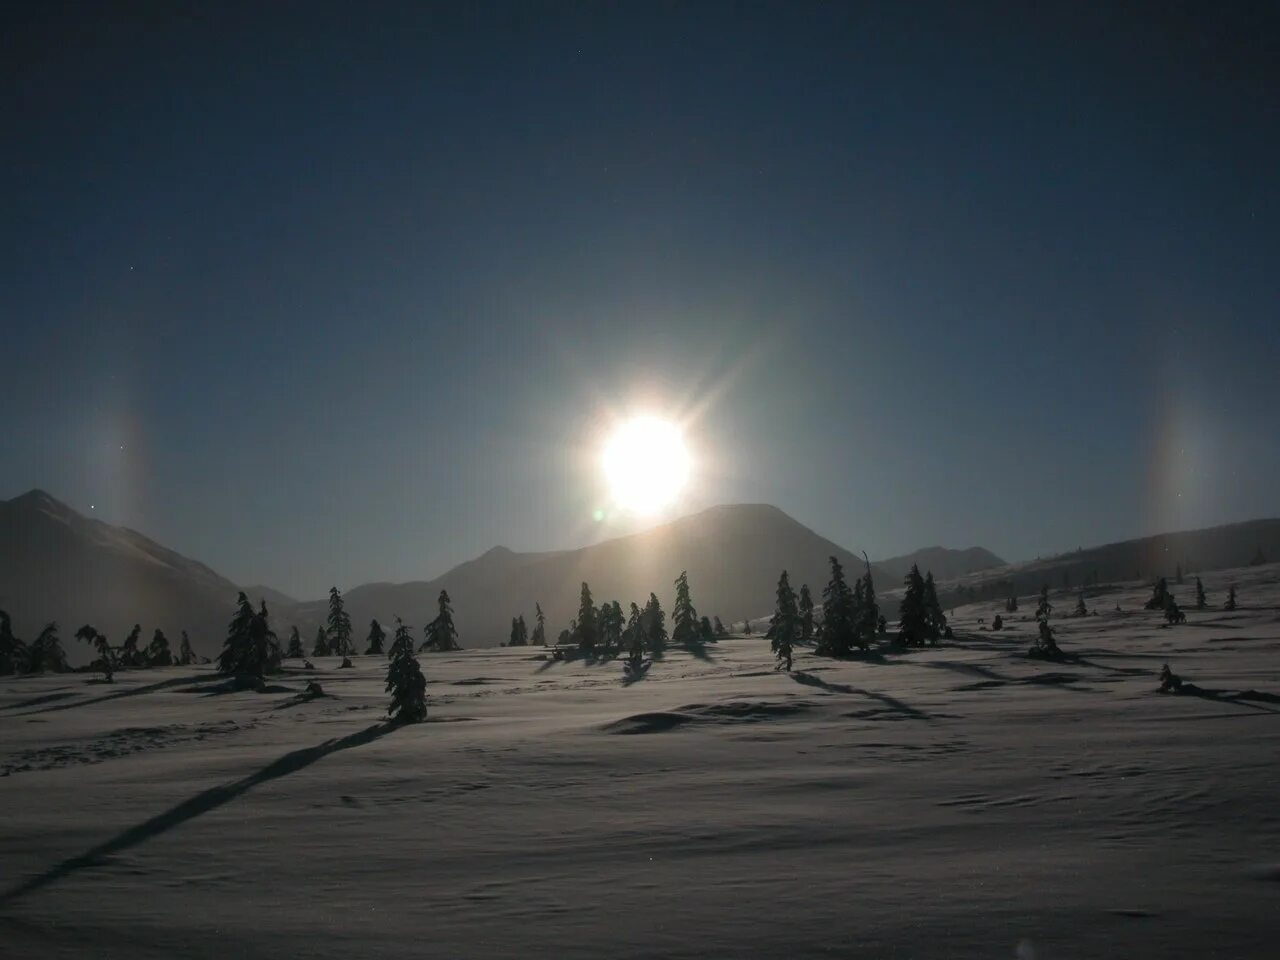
[789,671,933,721]
[10,673,224,717]
[0,721,400,907]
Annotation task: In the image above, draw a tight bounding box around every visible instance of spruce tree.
[386,618,427,723]
[1074,590,1087,617]
[285,626,304,659]
[1225,584,1237,610]
[255,601,282,674]
[423,590,460,651]
[897,564,929,646]
[573,582,599,654]
[531,603,547,645]
[178,630,196,666]
[1163,594,1186,625]
[743,617,752,636]
[1035,584,1053,621]
[713,615,727,638]
[365,619,386,655]
[1194,578,1207,611]
[1006,594,1018,613]
[642,593,667,653]
[509,617,522,647]
[817,555,858,656]
[75,624,113,682]
[326,587,354,657]
[0,611,27,676]
[120,623,143,668]
[27,622,68,673]
[768,570,799,671]
[671,571,699,643]
[699,615,715,641]
[625,602,647,671]
[312,625,330,657]
[219,593,256,674]
[798,584,814,641]
[1144,578,1169,611]
[146,629,173,667]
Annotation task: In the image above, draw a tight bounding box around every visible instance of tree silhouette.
[285,626,304,659]
[671,571,699,643]
[75,624,113,682]
[423,590,460,652]
[326,587,354,657]
[768,570,799,671]
[817,555,858,656]
[386,617,427,723]
[509,617,523,647]
[1036,584,1053,621]
[178,630,196,666]
[0,611,26,676]
[219,594,277,678]
[699,615,714,641]
[713,615,727,638]
[364,619,386,656]
[312,626,330,657]
[572,582,599,654]
[146,629,173,667]
[598,602,623,653]
[1194,578,1207,611]
[1006,594,1018,613]
[897,565,929,647]
[1144,578,1169,611]
[531,603,547,645]
[858,560,880,647]
[120,623,144,669]
[1163,594,1186,625]
[798,584,814,641]
[1225,583,1237,611]
[27,622,68,673]
[625,601,647,671]
[1074,591,1087,617]
[743,617,752,636]
[642,593,667,653]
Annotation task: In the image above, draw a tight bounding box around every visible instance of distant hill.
[874,546,1005,584]
[0,490,241,658]
[941,518,1280,603]
[242,584,299,610]
[297,503,876,647]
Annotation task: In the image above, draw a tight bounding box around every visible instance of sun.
[601,415,692,515]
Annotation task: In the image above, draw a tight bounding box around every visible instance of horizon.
[4,484,1276,601]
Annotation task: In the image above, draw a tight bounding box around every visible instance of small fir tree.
[0,611,27,676]
[671,571,700,643]
[743,617,752,636]
[75,624,113,682]
[285,626,304,659]
[1074,591,1087,617]
[1194,578,1206,611]
[365,619,386,656]
[713,615,727,638]
[28,622,68,673]
[1224,584,1237,611]
[219,593,256,674]
[1036,585,1053,621]
[312,626,330,657]
[1163,595,1186,625]
[120,623,144,668]
[897,564,929,647]
[1144,578,1169,611]
[178,630,196,666]
[573,582,599,654]
[922,571,946,643]
[816,555,859,656]
[531,603,547,645]
[768,570,799,671]
[423,590,460,651]
[146,628,173,667]
[326,587,354,657]
[386,618,427,723]
[643,593,667,653]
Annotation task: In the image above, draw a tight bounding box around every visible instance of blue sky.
[4,2,1277,597]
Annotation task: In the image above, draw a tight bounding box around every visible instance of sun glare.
[601,415,691,515]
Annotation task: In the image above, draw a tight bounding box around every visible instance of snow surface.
[1,566,1278,959]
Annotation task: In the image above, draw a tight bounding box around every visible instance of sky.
[3,2,1278,599]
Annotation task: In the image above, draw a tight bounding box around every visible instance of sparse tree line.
[0,611,201,679]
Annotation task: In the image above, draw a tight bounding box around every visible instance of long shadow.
[0,689,80,712]
[789,671,932,720]
[922,661,1011,682]
[0,721,399,906]
[12,673,223,717]
[680,640,716,662]
[1165,685,1280,715]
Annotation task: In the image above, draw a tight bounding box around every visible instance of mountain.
[874,546,1005,584]
[242,584,299,610]
[942,518,1280,603]
[297,503,874,647]
[0,490,241,658]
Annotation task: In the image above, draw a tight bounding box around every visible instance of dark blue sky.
[4,2,1278,598]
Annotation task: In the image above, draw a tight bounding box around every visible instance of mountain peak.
[7,488,80,521]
